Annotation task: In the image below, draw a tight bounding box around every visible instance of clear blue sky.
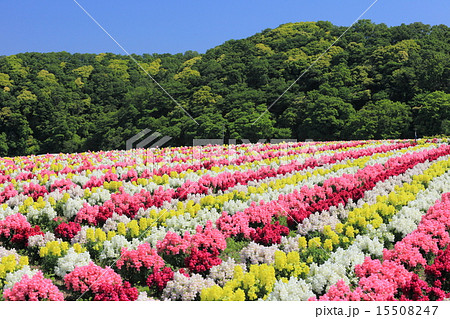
[1,0,449,56]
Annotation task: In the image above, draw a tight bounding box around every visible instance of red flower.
[250,222,289,246]
[93,281,138,301]
[185,249,222,274]
[54,222,81,241]
[147,267,174,292]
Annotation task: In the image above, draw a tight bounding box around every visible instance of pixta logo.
[126,129,172,150]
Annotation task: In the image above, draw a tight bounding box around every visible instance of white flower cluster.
[208,258,247,286]
[64,184,85,198]
[142,227,168,248]
[26,202,57,223]
[3,266,39,290]
[70,174,90,188]
[87,188,111,205]
[279,235,300,253]
[136,291,156,301]
[99,235,140,261]
[0,205,19,220]
[164,208,221,235]
[162,271,215,301]
[71,226,96,245]
[44,190,65,203]
[298,207,344,236]
[240,242,278,265]
[63,197,85,219]
[5,194,28,208]
[54,247,92,278]
[27,232,57,248]
[222,199,251,215]
[118,182,143,196]
[267,277,315,301]
[101,213,131,233]
[306,244,366,294]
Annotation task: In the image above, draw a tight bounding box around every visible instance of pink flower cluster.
[64,262,123,295]
[0,213,43,248]
[116,243,165,272]
[3,271,64,301]
[156,231,192,256]
[0,183,18,203]
[74,203,100,225]
[50,179,77,192]
[76,187,177,225]
[22,182,48,201]
[157,221,226,274]
[190,221,227,255]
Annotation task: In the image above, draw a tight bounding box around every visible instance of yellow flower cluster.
[73,243,86,254]
[200,191,248,211]
[39,241,70,258]
[273,251,309,279]
[201,264,276,301]
[151,174,170,185]
[49,162,64,172]
[116,218,154,238]
[0,255,29,281]
[103,181,123,192]
[85,228,108,251]
[18,196,47,214]
[36,173,51,185]
[61,192,71,203]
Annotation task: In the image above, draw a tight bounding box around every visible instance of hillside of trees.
[1,20,450,156]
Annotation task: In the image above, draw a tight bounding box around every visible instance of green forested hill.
[1,20,449,156]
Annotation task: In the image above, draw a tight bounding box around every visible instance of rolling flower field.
[1,139,450,301]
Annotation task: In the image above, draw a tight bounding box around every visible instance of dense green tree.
[297,93,355,140]
[413,91,450,137]
[347,99,412,140]
[0,21,450,156]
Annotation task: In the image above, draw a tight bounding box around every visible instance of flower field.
[1,139,450,301]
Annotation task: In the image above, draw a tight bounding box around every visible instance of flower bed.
[1,139,450,300]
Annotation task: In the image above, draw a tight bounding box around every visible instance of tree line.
[0,20,449,156]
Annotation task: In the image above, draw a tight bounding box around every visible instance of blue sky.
[1,0,449,56]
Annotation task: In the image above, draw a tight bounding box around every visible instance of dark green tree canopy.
[0,20,449,156]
